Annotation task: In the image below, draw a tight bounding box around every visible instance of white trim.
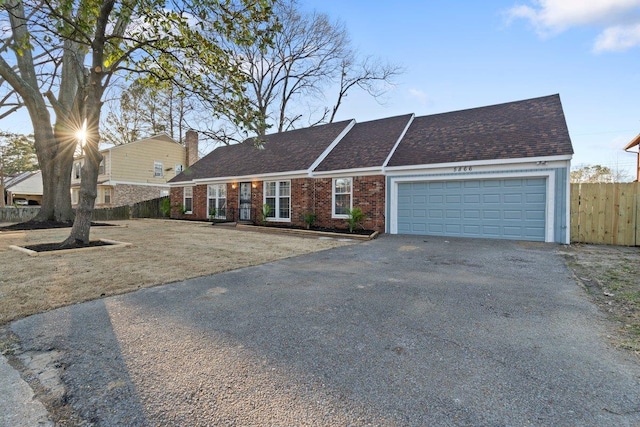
[332,177,353,219]
[564,159,572,244]
[183,186,194,214]
[154,161,164,177]
[388,170,556,242]
[107,181,170,188]
[263,180,291,222]
[308,119,356,173]
[207,183,227,219]
[384,155,573,173]
[382,114,415,169]
[312,167,382,177]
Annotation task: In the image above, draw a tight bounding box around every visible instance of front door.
[239,182,252,221]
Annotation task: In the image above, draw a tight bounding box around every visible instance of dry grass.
[562,243,640,356]
[0,219,355,325]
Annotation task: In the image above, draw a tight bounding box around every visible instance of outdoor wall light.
[231,183,237,189]
[252,182,257,188]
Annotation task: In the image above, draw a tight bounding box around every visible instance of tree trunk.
[32,122,75,222]
[63,147,100,246]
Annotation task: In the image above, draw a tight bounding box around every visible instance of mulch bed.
[0,220,114,231]
[247,223,374,236]
[23,240,114,253]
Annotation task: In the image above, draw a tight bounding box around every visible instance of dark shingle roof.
[171,120,352,182]
[315,114,413,171]
[386,94,573,167]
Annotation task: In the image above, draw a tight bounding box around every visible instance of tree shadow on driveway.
[10,235,640,426]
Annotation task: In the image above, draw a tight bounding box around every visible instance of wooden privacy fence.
[570,182,640,246]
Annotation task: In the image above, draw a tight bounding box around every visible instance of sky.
[1,1,639,179]
[296,0,640,179]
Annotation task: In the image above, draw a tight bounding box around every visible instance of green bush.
[346,207,365,233]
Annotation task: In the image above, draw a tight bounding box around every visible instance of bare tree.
[211,0,402,144]
[0,0,276,246]
[102,80,195,145]
[570,164,632,183]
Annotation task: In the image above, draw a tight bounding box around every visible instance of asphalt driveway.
[8,235,640,426]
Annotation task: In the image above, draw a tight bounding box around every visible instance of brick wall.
[170,176,386,232]
[113,184,168,207]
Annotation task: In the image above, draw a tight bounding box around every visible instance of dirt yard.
[0,219,355,325]
[561,243,640,356]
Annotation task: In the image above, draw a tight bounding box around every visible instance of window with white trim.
[104,187,111,204]
[71,189,79,204]
[333,177,352,217]
[207,184,227,219]
[154,161,163,177]
[183,187,193,214]
[74,162,81,179]
[98,159,105,175]
[264,180,290,221]
[175,164,183,176]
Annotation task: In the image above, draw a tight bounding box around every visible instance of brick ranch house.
[170,94,574,243]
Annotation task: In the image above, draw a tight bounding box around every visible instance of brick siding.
[172,176,385,232]
[113,184,168,207]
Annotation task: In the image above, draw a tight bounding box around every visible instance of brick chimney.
[185,130,199,167]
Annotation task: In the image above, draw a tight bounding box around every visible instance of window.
[264,181,290,221]
[154,161,163,177]
[333,177,352,217]
[71,189,79,204]
[207,184,227,219]
[98,159,105,175]
[104,188,111,204]
[175,164,184,176]
[183,187,193,214]
[74,162,81,179]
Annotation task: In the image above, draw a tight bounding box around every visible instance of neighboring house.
[169,94,574,243]
[72,132,198,207]
[623,136,640,182]
[4,171,42,205]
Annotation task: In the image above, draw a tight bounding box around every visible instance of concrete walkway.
[0,354,52,427]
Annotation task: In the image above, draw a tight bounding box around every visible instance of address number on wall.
[453,166,472,172]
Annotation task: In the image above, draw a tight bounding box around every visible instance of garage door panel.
[483,194,500,203]
[397,177,546,241]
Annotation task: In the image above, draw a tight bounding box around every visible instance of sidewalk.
[0,354,52,427]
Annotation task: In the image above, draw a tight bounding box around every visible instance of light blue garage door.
[397,178,547,241]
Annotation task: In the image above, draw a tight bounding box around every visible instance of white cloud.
[408,88,429,105]
[506,0,640,52]
[594,23,640,51]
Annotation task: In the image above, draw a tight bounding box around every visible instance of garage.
[396,177,547,241]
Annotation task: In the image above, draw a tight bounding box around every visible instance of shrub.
[346,207,365,233]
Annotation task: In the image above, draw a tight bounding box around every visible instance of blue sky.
[298,0,640,179]
[1,1,638,178]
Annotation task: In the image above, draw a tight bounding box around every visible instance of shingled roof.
[171,94,573,183]
[386,94,573,167]
[171,120,353,181]
[314,114,413,172]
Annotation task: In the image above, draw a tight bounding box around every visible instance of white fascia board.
[384,155,573,174]
[382,113,415,169]
[311,167,383,178]
[191,170,310,185]
[109,181,170,188]
[168,180,196,187]
[308,119,357,173]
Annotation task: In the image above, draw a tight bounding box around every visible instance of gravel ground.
[7,235,640,426]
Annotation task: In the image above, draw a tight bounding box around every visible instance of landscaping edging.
[235,223,378,240]
[9,239,132,257]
